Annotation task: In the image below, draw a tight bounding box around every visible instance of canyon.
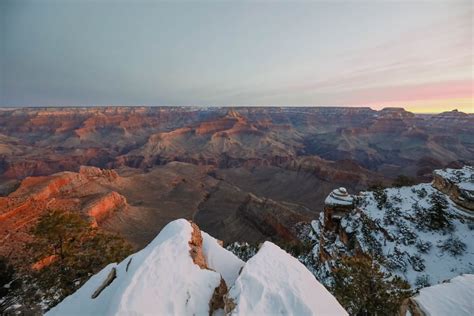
[1,107,473,315]
[1,107,472,260]
[1,107,471,182]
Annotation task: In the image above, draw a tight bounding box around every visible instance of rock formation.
[0,167,128,267]
[2,106,471,183]
[85,192,128,226]
[236,193,312,243]
[432,166,474,211]
[323,187,354,233]
[46,219,348,316]
[309,166,474,288]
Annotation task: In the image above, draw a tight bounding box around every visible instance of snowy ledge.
[47,219,347,316]
[434,166,474,192]
[409,274,474,316]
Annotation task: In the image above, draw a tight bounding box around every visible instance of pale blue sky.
[1,0,472,110]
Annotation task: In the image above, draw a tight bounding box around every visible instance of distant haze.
[1,0,472,113]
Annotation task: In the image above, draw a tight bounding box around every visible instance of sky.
[1,0,472,113]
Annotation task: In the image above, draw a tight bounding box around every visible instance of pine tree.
[372,188,388,210]
[28,210,133,306]
[332,255,412,315]
[425,192,451,231]
[30,210,90,260]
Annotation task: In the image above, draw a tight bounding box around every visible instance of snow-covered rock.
[310,166,474,289]
[433,165,474,211]
[324,187,353,206]
[433,166,474,191]
[47,219,347,316]
[408,274,474,316]
[201,231,244,286]
[46,219,223,316]
[227,241,347,315]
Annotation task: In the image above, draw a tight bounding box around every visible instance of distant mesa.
[436,108,469,118]
[380,107,407,112]
[378,107,415,119]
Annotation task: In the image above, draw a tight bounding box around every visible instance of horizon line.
[0,104,470,114]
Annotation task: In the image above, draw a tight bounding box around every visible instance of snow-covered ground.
[201,231,244,285]
[310,170,474,289]
[434,165,474,191]
[46,219,222,315]
[412,274,474,316]
[48,219,347,315]
[228,241,347,316]
[348,183,474,286]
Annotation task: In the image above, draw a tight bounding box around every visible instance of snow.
[325,187,353,206]
[227,241,348,316]
[46,219,222,316]
[413,274,474,316]
[48,219,346,316]
[352,184,474,286]
[201,231,245,285]
[311,174,474,289]
[434,166,474,191]
[458,182,474,191]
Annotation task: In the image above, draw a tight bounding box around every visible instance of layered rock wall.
[432,169,474,211]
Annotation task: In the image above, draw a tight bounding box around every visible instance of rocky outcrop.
[84,192,127,226]
[399,298,425,316]
[323,187,354,233]
[309,166,474,290]
[286,156,383,187]
[311,187,359,263]
[432,166,474,211]
[31,254,58,271]
[91,268,117,299]
[188,221,208,269]
[369,108,417,134]
[237,193,311,243]
[0,167,126,267]
[46,219,347,316]
[10,172,84,201]
[209,277,228,314]
[79,166,119,181]
[195,116,238,136]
